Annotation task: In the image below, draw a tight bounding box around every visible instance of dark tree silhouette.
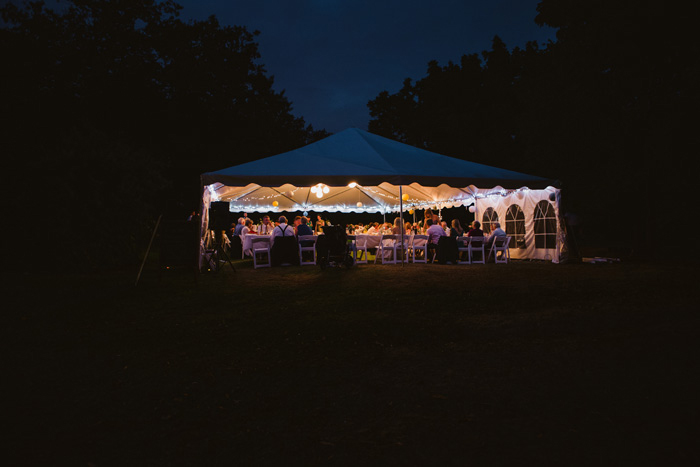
[1,0,329,269]
[368,1,697,255]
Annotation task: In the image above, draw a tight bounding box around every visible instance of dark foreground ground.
[6,259,698,466]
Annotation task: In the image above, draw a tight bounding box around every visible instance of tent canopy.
[201,128,557,214]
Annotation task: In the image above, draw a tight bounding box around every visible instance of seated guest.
[258,215,275,235]
[367,222,379,234]
[297,216,314,237]
[270,216,299,266]
[293,216,302,234]
[425,219,446,262]
[467,220,484,237]
[240,218,254,236]
[272,216,295,238]
[450,219,464,238]
[392,217,405,235]
[405,221,412,234]
[233,217,245,236]
[426,218,446,244]
[441,221,449,236]
[487,222,506,245]
[227,221,237,239]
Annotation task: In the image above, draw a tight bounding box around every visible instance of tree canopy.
[367,0,696,252]
[1,0,328,269]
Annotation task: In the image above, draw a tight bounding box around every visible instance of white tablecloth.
[353,234,427,249]
[242,233,275,258]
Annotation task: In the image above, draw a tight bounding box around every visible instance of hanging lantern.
[468,206,476,213]
[272,201,279,207]
[310,186,318,194]
[323,185,329,194]
[402,193,409,201]
[409,209,414,214]
[356,202,363,208]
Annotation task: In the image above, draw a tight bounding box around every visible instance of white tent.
[201,128,565,262]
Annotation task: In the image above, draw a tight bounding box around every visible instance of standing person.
[258,215,274,235]
[422,208,433,228]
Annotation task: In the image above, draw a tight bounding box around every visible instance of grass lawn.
[6,259,698,465]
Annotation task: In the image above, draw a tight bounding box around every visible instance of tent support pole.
[400,186,404,267]
[135,214,162,286]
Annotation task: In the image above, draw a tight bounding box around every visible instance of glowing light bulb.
[348,182,357,188]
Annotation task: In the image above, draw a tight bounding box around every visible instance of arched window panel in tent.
[482,207,498,234]
[534,200,557,249]
[505,204,526,249]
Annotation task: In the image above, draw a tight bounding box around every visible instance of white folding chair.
[250,237,271,269]
[468,236,486,264]
[394,234,409,262]
[411,235,429,263]
[488,236,511,264]
[349,235,368,264]
[457,236,471,264]
[298,235,317,266]
[374,234,397,264]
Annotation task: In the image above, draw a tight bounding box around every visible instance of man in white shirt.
[272,216,295,238]
[258,215,274,235]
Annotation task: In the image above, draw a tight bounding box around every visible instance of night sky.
[176,0,556,133]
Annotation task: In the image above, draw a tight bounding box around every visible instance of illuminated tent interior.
[201,128,565,262]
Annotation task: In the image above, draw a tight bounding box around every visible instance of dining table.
[239,232,432,260]
[241,233,275,258]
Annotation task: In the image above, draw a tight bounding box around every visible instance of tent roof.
[201,128,555,189]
